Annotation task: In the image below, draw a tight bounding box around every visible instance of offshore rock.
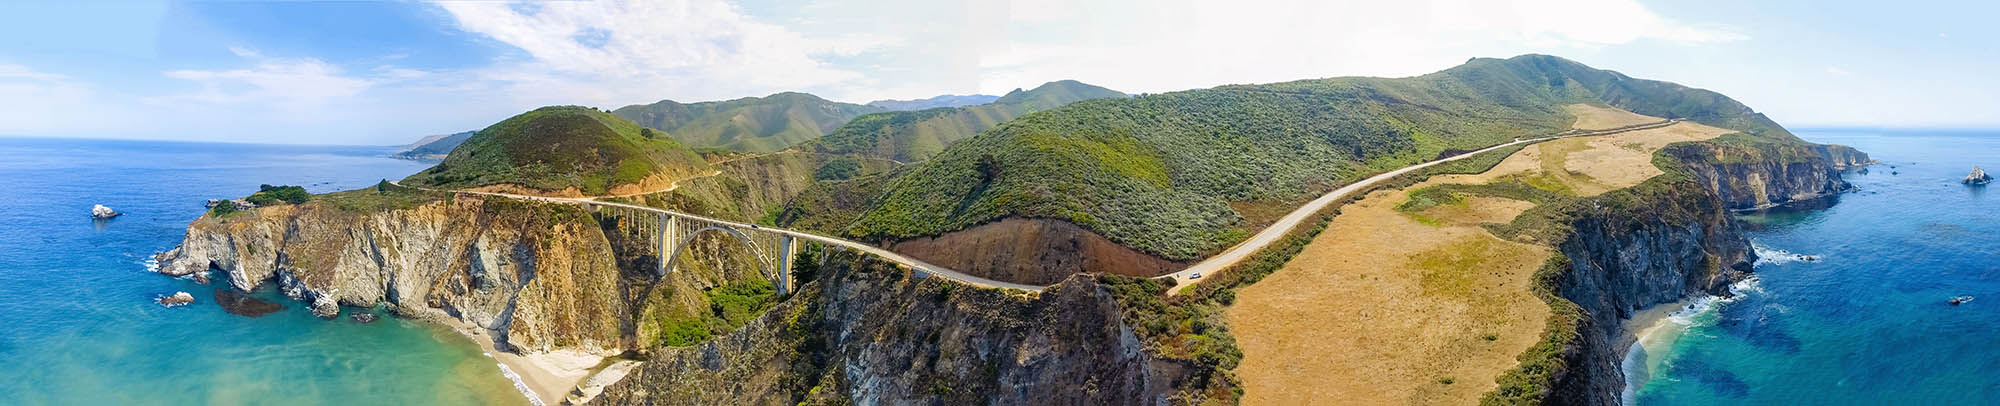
[351,312,379,324]
[1964,167,1991,185]
[92,204,121,219]
[157,291,194,307]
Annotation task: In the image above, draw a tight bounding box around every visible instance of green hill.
[402,106,710,195]
[821,55,1791,261]
[612,92,883,153]
[809,80,1126,162]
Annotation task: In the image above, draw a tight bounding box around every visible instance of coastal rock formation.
[157,291,193,307]
[154,195,632,353]
[351,313,378,324]
[92,204,120,219]
[592,250,1192,405]
[1522,139,1861,405]
[1668,141,1865,210]
[1965,167,1991,185]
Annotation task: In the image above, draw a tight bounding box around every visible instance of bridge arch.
[659,223,794,295]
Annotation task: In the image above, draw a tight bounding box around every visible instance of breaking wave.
[493,357,545,406]
[1753,243,1822,266]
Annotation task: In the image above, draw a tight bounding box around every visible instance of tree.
[640,128,657,139]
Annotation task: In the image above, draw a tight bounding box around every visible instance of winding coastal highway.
[1160,119,1681,292]
[398,119,1676,294]
[389,181,1047,291]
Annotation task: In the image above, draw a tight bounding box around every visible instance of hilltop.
[809,80,1126,162]
[797,55,1798,282]
[866,94,999,111]
[401,106,711,196]
[611,92,882,153]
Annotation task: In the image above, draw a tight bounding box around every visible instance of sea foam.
[496,363,545,406]
[1753,243,1822,266]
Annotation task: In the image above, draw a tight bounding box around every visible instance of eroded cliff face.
[592,250,1192,405]
[155,195,634,354]
[1667,141,1869,210]
[1536,140,1863,405]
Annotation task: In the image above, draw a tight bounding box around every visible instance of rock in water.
[1965,167,1993,185]
[157,291,194,307]
[91,204,121,219]
[350,313,378,324]
[213,289,284,317]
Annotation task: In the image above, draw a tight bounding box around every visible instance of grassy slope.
[837,55,1789,261]
[402,106,710,195]
[612,92,884,153]
[808,80,1126,162]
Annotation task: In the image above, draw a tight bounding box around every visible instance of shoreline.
[435,318,603,406]
[1616,297,1690,404]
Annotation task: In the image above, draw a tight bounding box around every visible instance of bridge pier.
[776,235,795,295]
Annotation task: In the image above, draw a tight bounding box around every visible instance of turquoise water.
[1628,130,2000,404]
[0,137,528,405]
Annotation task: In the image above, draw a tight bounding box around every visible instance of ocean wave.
[1753,243,1822,266]
[496,362,545,406]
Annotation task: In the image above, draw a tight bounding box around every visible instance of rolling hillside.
[393,130,477,160]
[866,94,998,111]
[402,106,711,196]
[612,92,883,153]
[797,55,1793,280]
[809,80,1126,162]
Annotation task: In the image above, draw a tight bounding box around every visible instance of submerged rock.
[1964,167,1991,185]
[157,291,194,307]
[91,204,121,219]
[350,312,378,324]
[213,289,284,317]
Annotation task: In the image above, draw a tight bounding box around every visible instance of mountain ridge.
[611,92,883,153]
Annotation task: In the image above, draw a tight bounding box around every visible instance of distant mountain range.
[809,80,1126,162]
[865,94,999,111]
[392,130,477,160]
[610,92,883,153]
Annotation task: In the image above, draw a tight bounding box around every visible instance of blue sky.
[0,0,1993,145]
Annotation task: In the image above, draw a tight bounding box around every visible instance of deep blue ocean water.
[1628,130,2000,404]
[0,137,526,405]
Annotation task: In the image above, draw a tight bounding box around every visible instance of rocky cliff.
[156,194,636,354]
[591,250,1193,405]
[1512,138,1861,405]
[1666,139,1869,210]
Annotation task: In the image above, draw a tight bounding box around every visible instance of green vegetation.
[813,157,862,181]
[402,106,710,195]
[611,92,884,153]
[657,279,780,348]
[839,55,1795,261]
[808,80,1125,162]
[245,184,309,205]
[207,200,239,217]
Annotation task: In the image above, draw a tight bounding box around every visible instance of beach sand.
[439,319,603,406]
[1618,297,1700,403]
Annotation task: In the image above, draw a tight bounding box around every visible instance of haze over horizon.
[2,0,1993,144]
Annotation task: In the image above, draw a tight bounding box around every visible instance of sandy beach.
[1618,297,1700,403]
[439,319,604,406]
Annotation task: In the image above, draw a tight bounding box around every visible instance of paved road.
[390,181,1047,291]
[1159,119,1682,292]
[394,119,1675,294]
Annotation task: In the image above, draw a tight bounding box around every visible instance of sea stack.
[91,204,121,219]
[1965,167,1993,185]
[157,292,194,307]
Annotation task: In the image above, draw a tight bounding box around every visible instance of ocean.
[1624,130,2000,404]
[0,137,527,405]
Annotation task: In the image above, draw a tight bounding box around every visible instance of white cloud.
[1825,66,1853,77]
[158,49,375,110]
[0,63,116,135]
[432,0,880,106]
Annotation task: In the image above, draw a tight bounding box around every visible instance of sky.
[0,0,1993,145]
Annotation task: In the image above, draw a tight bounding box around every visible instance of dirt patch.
[889,217,1191,285]
[1227,187,1550,405]
[1564,104,1660,130]
[1227,105,1713,404]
